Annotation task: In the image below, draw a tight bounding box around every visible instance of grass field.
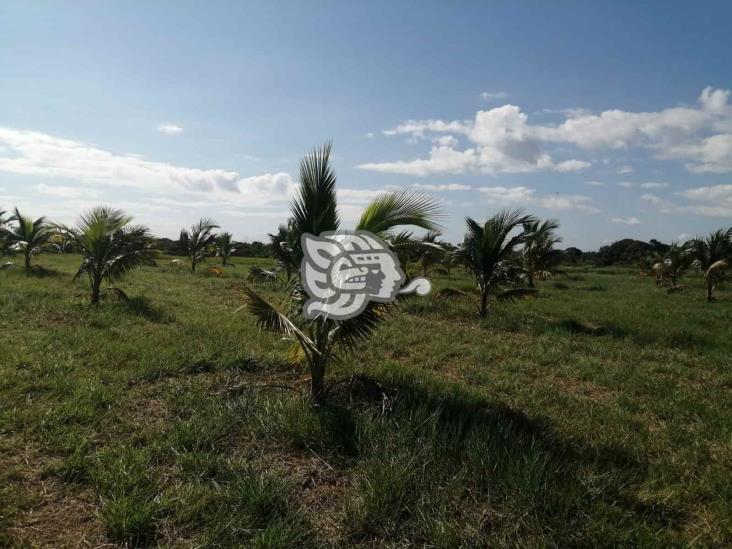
[1,254,730,547]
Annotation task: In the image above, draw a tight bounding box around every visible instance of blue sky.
[1,1,731,249]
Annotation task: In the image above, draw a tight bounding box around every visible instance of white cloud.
[412,183,471,192]
[34,184,99,199]
[477,186,535,203]
[360,87,732,176]
[474,185,600,214]
[0,127,295,205]
[639,182,669,189]
[481,91,508,100]
[643,184,732,217]
[662,134,732,173]
[537,194,600,214]
[618,182,634,188]
[611,217,641,225]
[617,165,634,174]
[157,124,183,135]
[366,132,374,139]
[584,180,604,187]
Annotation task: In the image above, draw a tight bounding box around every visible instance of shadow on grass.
[555,318,629,338]
[116,296,175,324]
[28,265,61,278]
[323,372,685,544]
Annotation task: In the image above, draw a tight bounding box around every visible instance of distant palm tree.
[689,228,732,301]
[1,207,51,273]
[269,220,298,280]
[416,231,446,277]
[215,232,237,266]
[522,218,562,287]
[663,243,695,287]
[463,209,538,317]
[56,206,157,304]
[180,218,219,272]
[47,230,75,254]
[243,143,441,402]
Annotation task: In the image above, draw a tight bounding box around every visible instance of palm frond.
[241,285,318,357]
[356,190,442,237]
[291,143,339,261]
[329,301,389,350]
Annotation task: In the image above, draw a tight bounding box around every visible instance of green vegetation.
[1,250,731,546]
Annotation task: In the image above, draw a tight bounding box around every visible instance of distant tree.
[269,220,298,280]
[0,207,51,273]
[416,231,446,277]
[563,247,583,264]
[462,209,537,317]
[215,232,237,265]
[522,218,562,287]
[596,239,654,266]
[689,228,732,301]
[56,207,157,304]
[179,218,219,272]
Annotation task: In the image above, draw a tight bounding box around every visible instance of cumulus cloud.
[611,217,641,225]
[478,186,535,203]
[639,182,669,189]
[584,180,604,187]
[537,194,600,213]
[412,183,472,192]
[617,165,634,174]
[0,127,295,205]
[359,87,732,176]
[618,182,634,188]
[643,184,732,217]
[34,184,99,199]
[157,124,183,135]
[474,185,600,214]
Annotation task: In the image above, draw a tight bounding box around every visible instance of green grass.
[1,254,731,546]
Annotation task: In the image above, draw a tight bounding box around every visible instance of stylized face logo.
[301,230,430,320]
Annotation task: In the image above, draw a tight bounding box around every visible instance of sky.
[1,1,731,250]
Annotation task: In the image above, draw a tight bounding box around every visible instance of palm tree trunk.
[191,258,197,272]
[310,362,325,403]
[706,279,714,302]
[527,271,535,288]
[90,276,101,305]
[24,250,31,273]
[479,285,489,317]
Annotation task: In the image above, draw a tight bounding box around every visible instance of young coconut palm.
[663,243,695,288]
[463,209,538,317]
[215,232,237,266]
[1,207,51,273]
[689,228,732,301]
[416,231,446,277]
[269,220,298,280]
[242,143,441,402]
[56,207,157,304]
[522,218,562,287]
[179,218,219,272]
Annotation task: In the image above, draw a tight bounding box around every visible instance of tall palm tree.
[1,207,51,273]
[463,209,538,317]
[243,143,441,402]
[56,207,157,304]
[689,228,732,301]
[180,218,219,272]
[215,232,237,266]
[269,220,298,280]
[522,218,562,287]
